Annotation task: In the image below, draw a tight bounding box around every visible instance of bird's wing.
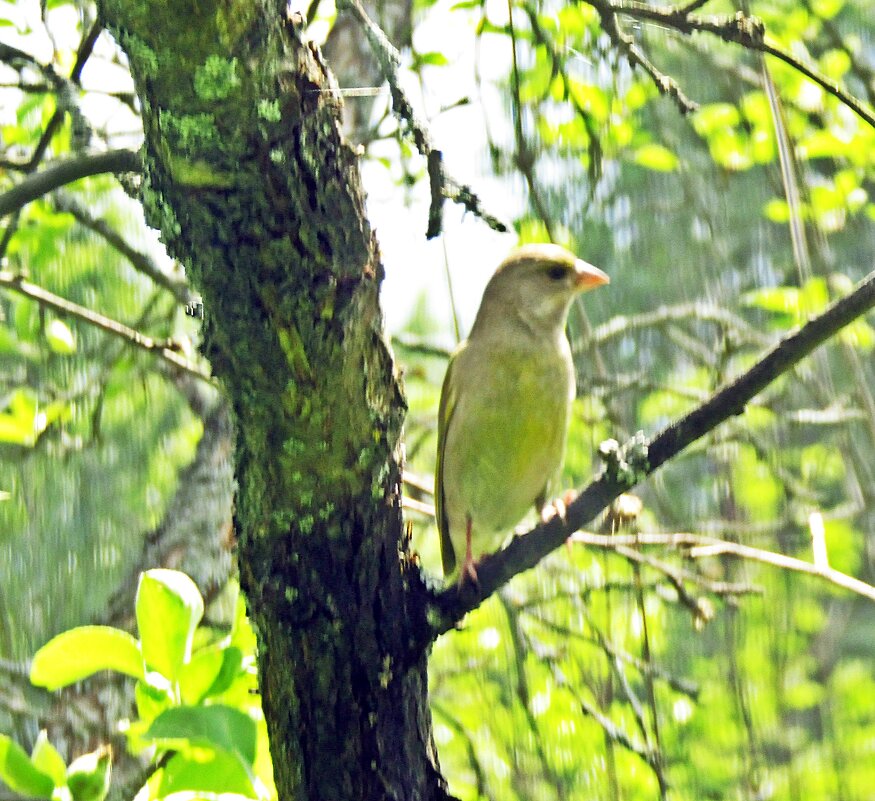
[435,348,460,576]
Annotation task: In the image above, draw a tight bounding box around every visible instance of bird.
[434,243,609,585]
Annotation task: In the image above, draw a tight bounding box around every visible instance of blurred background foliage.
[2,0,875,799]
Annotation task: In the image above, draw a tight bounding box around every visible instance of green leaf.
[45,319,76,354]
[810,0,844,18]
[691,102,739,136]
[204,646,246,698]
[29,732,66,786]
[136,569,204,680]
[134,677,173,729]
[731,444,782,521]
[0,388,45,446]
[66,747,112,801]
[633,143,679,172]
[158,750,256,797]
[0,735,54,799]
[763,198,792,223]
[567,78,608,123]
[30,626,143,690]
[414,51,449,67]
[145,705,257,765]
[179,646,225,705]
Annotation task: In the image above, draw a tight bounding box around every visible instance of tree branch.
[0,149,142,218]
[0,271,212,383]
[567,532,875,604]
[604,3,875,131]
[432,267,875,633]
[590,1,698,115]
[332,0,509,237]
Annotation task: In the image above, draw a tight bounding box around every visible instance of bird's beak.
[574,260,610,289]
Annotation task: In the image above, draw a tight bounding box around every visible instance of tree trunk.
[95,1,446,797]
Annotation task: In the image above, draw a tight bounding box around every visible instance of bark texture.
[94,1,444,798]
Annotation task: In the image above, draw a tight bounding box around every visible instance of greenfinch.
[435,244,609,583]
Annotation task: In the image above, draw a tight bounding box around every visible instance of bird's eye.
[546,265,567,281]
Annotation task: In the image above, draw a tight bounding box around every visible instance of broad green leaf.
[179,646,225,705]
[158,750,256,797]
[0,735,54,799]
[44,319,76,354]
[136,569,204,680]
[819,48,850,79]
[145,705,257,765]
[0,388,45,446]
[708,128,752,170]
[810,0,844,18]
[30,626,143,690]
[204,646,246,699]
[633,143,679,172]
[763,198,792,222]
[66,747,112,801]
[785,679,825,710]
[840,319,875,351]
[134,677,173,730]
[739,91,770,127]
[29,732,66,786]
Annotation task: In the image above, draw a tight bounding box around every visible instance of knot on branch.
[729,10,765,45]
[598,432,650,487]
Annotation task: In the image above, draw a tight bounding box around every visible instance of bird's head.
[473,243,609,336]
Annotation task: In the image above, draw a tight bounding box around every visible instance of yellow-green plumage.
[435,244,609,582]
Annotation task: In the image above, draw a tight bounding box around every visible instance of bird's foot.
[459,556,480,590]
[457,514,480,591]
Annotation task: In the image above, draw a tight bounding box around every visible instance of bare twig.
[570,532,875,603]
[591,1,698,115]
[592,301,770,347]
[333,0,509,237]
[0,271,212,383]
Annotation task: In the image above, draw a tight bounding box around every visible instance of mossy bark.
[95,1,445,798]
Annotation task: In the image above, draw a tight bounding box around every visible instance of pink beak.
[574,260,610,289]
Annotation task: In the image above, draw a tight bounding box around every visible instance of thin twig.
[592,302,770,347]
[608,4,875,131]
[589,1,698,114]
[0,271,212,384]
[334,0,508,236]
[569,532,875,603]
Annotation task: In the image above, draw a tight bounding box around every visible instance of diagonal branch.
[0,149,142,218]
[432,266,875,633]
[0,271,212,383]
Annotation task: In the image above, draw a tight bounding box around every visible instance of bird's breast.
[442,336,574,547]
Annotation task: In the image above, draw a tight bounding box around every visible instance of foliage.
[2,0,875,799]
[0,569,273,801]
